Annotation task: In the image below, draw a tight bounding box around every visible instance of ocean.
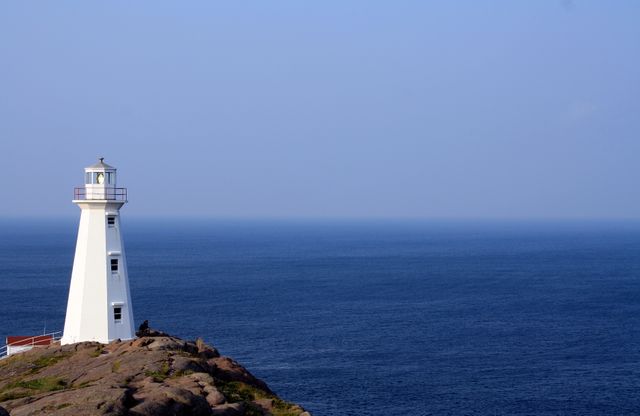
[2,219,640,415]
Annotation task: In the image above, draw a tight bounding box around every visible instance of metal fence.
[0,331,62,359]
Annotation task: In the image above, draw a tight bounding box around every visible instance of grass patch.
[217,381,258,402]
[145,361,170,382]
[9,377,67,391]
[216,381,302,416]
[89,345,104,358]
[112,360,121,373]
[0,390,30,402]
[271,399,303,416]
[0,377,68,401]
[72,378,101,389]
[171,369,194,378]
[29,353,71,374]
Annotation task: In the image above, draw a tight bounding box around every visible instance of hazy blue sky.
[1,1,639,219]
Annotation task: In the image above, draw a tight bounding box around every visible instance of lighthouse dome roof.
[85,158,116,171]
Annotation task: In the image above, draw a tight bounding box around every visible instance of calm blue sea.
[2,219,640,415]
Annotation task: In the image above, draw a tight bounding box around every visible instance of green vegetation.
[171,369,194,378]
[10,377,67,391]
[217,381,301,416]
[145,361,171,382]
[89,345,104,358]
[218,381,257,402]
[72,380,94,389]
[0,377,67,402]
[0,390,29,402]
[111,360,121,373]
[30,353,71,374]
[271,398,303,416]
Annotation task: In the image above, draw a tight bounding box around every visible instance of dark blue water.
[2,219,640,415]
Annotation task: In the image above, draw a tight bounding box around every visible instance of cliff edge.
[0,331,309,416]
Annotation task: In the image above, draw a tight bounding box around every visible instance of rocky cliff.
[0,331,309,416]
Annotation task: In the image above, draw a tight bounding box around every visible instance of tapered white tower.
[61,159,135,345]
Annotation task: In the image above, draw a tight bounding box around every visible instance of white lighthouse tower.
[61,158,136,345]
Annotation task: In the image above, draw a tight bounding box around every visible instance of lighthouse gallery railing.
[74,187,127,201]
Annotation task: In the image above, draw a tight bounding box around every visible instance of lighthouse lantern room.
[61,158,135,345]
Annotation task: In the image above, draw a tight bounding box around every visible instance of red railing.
[74,187,127,201]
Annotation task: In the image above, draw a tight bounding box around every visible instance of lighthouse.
[61,159,135,345]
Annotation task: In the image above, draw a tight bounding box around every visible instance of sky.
[1,1,639,219]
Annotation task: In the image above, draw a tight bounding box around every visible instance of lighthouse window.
[110,258,119,272]
[106,172,113,184]
[114,307,122,322]
[107,216,116,226]
[85,172,91,184]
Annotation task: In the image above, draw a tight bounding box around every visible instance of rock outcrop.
[0,332,309,416]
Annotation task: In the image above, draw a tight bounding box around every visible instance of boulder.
[210,402,245,415]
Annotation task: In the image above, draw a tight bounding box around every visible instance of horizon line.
[2,215,640,222]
